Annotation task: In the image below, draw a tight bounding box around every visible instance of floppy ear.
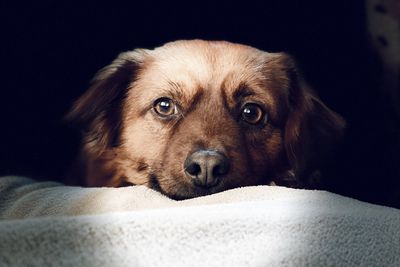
[279,54,346,188]
[66,50,147,154]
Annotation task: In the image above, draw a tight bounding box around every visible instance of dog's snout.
[184,150,230,188]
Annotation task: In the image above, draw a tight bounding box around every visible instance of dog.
[66,40,345,200]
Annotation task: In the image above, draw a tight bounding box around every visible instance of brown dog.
[67,40,345,200]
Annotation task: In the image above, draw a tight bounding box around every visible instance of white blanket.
[0,176,399,266]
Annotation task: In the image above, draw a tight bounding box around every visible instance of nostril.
[186,162,201,176]
[212,162,229,177]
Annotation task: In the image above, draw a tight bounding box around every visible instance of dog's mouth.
[148,173,229,200]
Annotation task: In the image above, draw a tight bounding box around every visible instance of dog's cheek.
[150,141,193,198]
[120,116,172,180]
[161,138,191,181]
[247,128,286,180]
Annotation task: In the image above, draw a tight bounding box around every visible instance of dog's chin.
[148,174,228,200]
[172,185,226,200]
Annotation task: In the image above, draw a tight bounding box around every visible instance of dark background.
[1,1,399,207]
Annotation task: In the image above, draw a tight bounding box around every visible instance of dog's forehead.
[141,41,271,93]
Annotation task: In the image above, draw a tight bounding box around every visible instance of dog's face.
[68,40,345,199]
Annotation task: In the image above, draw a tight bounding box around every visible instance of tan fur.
[67,40,345,199]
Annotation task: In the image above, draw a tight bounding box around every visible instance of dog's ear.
[276,54,346,188]
[66,50,148,153]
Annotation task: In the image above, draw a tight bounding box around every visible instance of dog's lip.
[151,177,224,200]
[170,178,231,200]
[150,172,235,200]
[168,187,219,200]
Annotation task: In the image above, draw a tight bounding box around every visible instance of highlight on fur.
[66,40,345,199]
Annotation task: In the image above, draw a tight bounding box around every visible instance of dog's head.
[67,40,345,199]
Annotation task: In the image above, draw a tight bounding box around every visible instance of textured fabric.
[0,176,399,266]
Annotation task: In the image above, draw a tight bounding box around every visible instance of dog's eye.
[241,103,265,125]
[153,97,178,117]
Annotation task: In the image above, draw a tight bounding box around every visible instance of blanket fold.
[0,176,399,266]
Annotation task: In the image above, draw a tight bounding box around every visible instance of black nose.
[184,150,230,188]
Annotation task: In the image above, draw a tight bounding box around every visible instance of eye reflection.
[153,97,178,117]
[241,103,265,125]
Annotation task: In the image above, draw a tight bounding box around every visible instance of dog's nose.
[184,150,230,188]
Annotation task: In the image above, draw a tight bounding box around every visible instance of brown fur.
[66,40,345,199]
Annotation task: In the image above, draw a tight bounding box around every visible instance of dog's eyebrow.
[163,80,204,107]
[166,80,185,99]
[233,84,255,101]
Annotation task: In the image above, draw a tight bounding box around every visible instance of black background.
[1,1,399,207]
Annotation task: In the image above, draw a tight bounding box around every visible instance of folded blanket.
[0,176,399,266]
